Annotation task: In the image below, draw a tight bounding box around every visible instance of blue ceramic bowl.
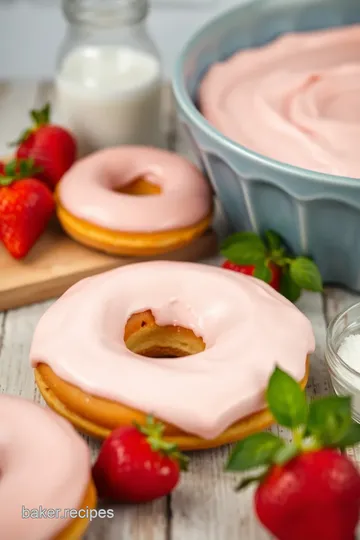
[172,0,360,290]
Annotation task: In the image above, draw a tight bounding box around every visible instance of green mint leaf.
[289,257,323,292]
[226,432,284,472]
[264,230,283,251]
[253,262,272,283]
[220,232,266,265]
[235,474,266,491]
[280,268,302,303]
[272,442,299,465]
[266,367,308,429]
[307,396,352,446]
[336,421,360,450]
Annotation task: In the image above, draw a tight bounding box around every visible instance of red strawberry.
[12,103,77,189]
[221,230,323,302]
[93,416,188,503]
[0,159,55,259]
[255,450,360,540]
[226,367,360,540]
[222,260,281,290]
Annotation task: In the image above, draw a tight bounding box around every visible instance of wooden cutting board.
[0,218,218,311]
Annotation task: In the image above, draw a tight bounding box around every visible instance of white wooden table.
[1,81,360,540]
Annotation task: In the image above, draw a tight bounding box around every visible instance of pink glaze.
[30,261,315,439]
[58,146,212,231]
[0,395,91,540]
[200,25,360,178]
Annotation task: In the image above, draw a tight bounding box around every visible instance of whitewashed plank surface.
[0,80,356,540]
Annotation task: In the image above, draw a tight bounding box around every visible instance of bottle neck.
[62,0,149,27]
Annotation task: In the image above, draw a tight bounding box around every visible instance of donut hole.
[124,309,206,358]
[116,176,161,196]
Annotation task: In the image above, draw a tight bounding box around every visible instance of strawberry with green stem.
[221,230,323,302]
[93,415,188,504]
[10,103,77,189]
[226,367,360,540]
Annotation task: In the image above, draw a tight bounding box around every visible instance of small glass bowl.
[326,301,360,422]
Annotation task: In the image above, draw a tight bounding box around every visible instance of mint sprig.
[266,367,308,429]
[221,232,266,265]
[289,257,323,292]
[253,262,272,282]
[307,396,352,447]
[227,432,284,472]
[264,230,282,251]
[220,229,323,302]
[225,366,360,488]
[280,268,302,302]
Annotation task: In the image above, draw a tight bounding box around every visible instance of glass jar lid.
[63,0,149,26]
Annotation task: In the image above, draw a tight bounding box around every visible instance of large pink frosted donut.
[30,261,315,440]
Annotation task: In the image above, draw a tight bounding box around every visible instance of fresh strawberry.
[226,367,360,540]
[221,230,323,302]
[93,416,188,503]
[0,159,54,259]
[11,103,76,189]
[222,259,282,290]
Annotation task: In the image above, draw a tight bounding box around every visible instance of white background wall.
[0,0,242,79]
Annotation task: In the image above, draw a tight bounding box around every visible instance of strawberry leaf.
[266,367,308,429]
[336,421,360,450]
[30,103,51,127]
[307,396,352,447]
[0,176,15,187]
[220,232,266,265]
[289,257,323,292]
[4,160,18,177]
[264,230,283,251]
[280,268,302,302]
[253,262,272,283]
[272,442,299,465]
[8,128,33,147]
[226,432,284,472]
[235,474,266,491]
[134,415,189,470]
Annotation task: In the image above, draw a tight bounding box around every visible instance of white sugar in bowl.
[326,301,360,422]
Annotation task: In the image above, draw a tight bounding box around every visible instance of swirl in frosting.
[199,25,360,178]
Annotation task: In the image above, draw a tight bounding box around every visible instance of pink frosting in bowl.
[199,25,360,178]
[30,261,315,440]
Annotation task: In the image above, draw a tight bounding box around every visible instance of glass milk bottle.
[55,0,163,156]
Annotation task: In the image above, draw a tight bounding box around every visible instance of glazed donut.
[30,261,314,451]
[56,146,213,256]
[0,395,96,540]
